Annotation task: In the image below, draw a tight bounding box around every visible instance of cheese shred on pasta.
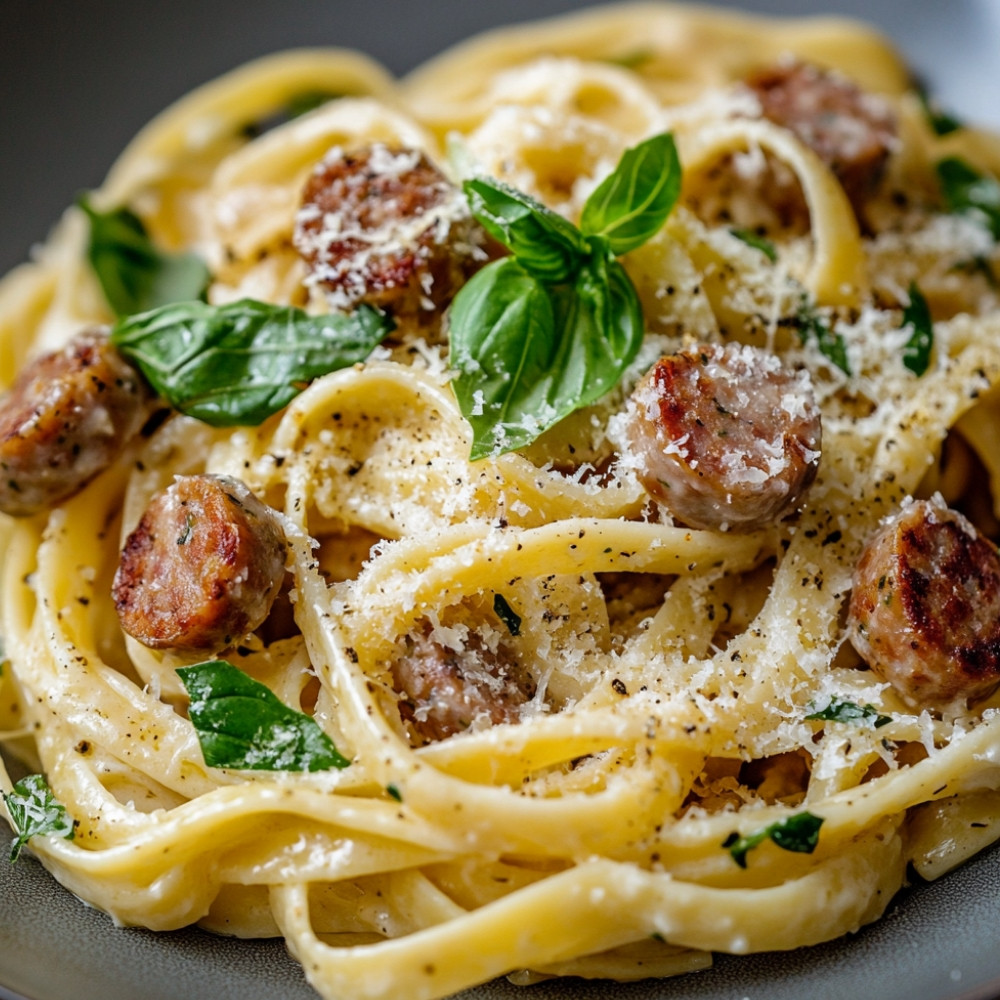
[3,5,1000,999]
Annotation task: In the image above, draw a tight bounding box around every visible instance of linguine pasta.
[3,5,1000,999]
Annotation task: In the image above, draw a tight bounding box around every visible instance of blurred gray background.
[2,0,998,279]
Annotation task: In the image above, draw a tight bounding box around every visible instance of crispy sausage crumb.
[848,497,1000,709]
[391,622,533,745]
[625,342,821,531]
[0,328,154,516]
[293,143,488,317]
[113,475,287,653]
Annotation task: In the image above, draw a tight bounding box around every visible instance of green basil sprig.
[805,698,891,729]
[110,298,393,427]
[3,774,75,862]
[936,157,1000,240]
[722,811,824,869]
[177,660,350,772]
[450,133,680,459]
[900,282,934,377]
[78,195,210,317]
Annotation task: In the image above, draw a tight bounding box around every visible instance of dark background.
[1,0,998,278]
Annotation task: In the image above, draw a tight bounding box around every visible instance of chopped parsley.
[493,593,522,636]
[723,811,824,868]
[3,774,75,862]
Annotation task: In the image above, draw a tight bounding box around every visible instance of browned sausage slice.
[113,475,287,653]
[745,60,897,211]
[0,329,154,516]
[848,497,1000,708]
[294,143,485,317]
[391,623,533,745]
[625,343,821,531]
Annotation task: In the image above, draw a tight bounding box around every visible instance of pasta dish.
[3,4,1000,998]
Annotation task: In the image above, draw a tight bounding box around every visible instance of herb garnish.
[493,594,522,636]
[386,783,403,803]
[450,133,681,458]
[917,85,962,137]
[3,774,75,862]
[729,228,777,262]
[806,698,891,729]
[900,282,934,376]
[722,811,824,868]
[241,89,346,139]
[110,298,393,427]
[796,299,851,375]
[936,157,1000,239]
[177,660,350,772]
[78,195,210,317]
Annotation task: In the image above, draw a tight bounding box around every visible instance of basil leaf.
[3,774,75,862]
[548,250,644,411]
[936,157,1000,240]
[177,660,350,772]
[722,811,823,869]
[900,282,934,376]
[450,252,643,458]
[78,195,210,316]
[450,258,558,457]
[493,594,522,636]
[579,133,681,256]
[806,698,891,728]
[796,301,851,375]
[386,783,403,802]
[729,227,778,262]
[111,299,393,427]
[463,178,588,282]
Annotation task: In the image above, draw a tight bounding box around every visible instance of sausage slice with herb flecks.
[625,342,822,531]
[848,497,1000,709]
[745,60,898,212]
[391,622,534,745]
[0,328,154,516]
[113,474,287,653]
[293,143,488,318]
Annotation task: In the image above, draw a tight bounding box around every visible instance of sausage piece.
[848,497,1000,709]
[0,329,154,516]
[626,343,821,531]
[294,143,486,317]
[391,623,533,745]
[745,60,897,211]
[113,475,287,653]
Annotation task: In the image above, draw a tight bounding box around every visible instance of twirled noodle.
[3,5,1000,1000]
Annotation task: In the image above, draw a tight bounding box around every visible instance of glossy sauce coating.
[294,143,486,317]
[0,329,154,516]
[626,343,821,531]
[848,498,1000,708]
[113,475,287,653]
